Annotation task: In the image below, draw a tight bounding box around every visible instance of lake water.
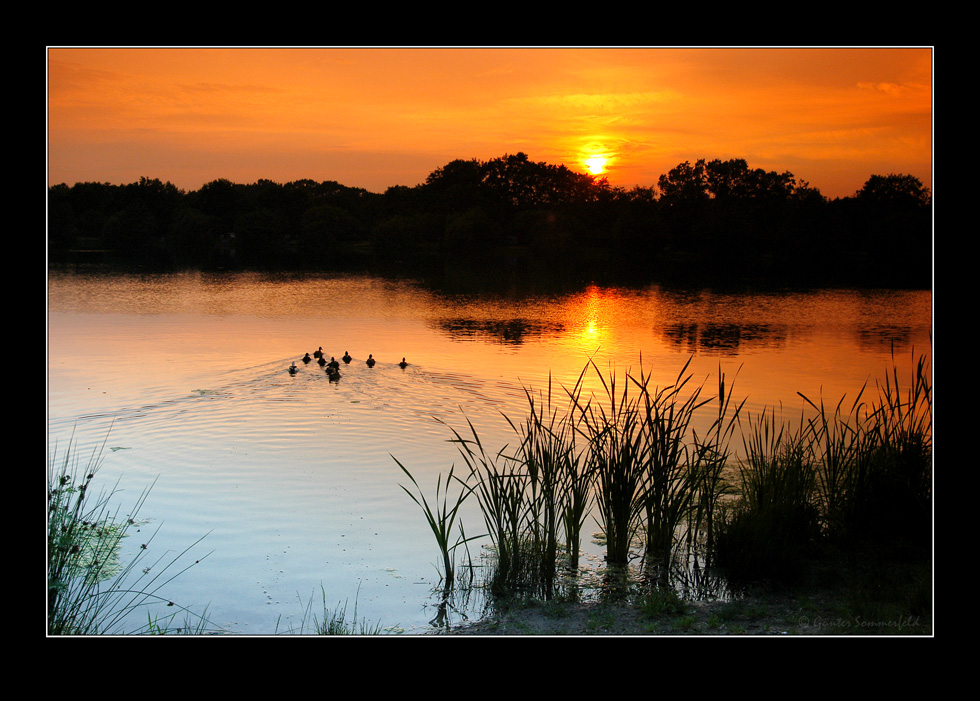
[46,269,932,634]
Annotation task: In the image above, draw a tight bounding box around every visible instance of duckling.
[313,347,323,359]
[399,357,408,369]
[302,353,312,364]
[342,351,352,364]
[288,362,298,374]
[366,354,376,368]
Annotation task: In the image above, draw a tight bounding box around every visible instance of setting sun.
[584,155,608,175]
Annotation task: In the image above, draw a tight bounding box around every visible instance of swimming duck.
[302,353,312,363]
[327,357,340,369]
[326,365,341,381]
[317,355,327,367]
[342,351,352,364]
[313,347,323,359]
[366,354,376,368]
[399,357,408,369]
[288,362,298,374]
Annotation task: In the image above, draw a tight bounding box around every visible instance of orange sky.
[46,47,933,200]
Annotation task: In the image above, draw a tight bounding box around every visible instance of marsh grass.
[716,349,932,591]
[416,370,599,599]
[569,358,742,568]
[801,386,873,541]
[637,585,687,617]
[804,349,932,552]
[287,585,385,635]
[400,357,749,602]
[443,415,558,596]
[714,407,821,581]
[396,352,931,627]
[632,360,707,556]
[570,361,647,566]
[504,379,574,584]
[48,431,212,635]
[687,367,745,553]
[507,374,594,577]
[850,351,932,551]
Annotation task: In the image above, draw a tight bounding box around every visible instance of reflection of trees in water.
[660,323,786,354]
[435,318,565,345]
[854,324,917,353]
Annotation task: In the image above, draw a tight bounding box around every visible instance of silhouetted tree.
[101,205,164,261]
[856,173,931,208]
[850,173,932,287]
[657,160,709,207]
[443,206,501,258]
[47,183,77,250]
[301,203,361,245]
[704,158,796,200]
[193,178,243,233]
[167,206,219,265]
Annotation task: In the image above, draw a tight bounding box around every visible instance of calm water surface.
[47,269,932,634]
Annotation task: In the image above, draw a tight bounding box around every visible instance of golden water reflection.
[417,281,931,420]
[47,270,933,424]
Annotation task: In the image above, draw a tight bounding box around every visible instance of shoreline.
[438,586,932,636]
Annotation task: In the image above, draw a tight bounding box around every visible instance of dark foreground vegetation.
[399,353,932,635]
[48,153,932,289]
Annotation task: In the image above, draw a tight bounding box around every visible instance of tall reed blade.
[395,458,479,593]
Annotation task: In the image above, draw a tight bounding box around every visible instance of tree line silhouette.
[48,152,931,288]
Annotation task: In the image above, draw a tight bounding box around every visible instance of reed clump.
[571,362,647,567]
[444,412,569,598]
[714,350,932,587]
[713,408,821,581]
[401,357,744,600]
[566,357,742,571]
[397,352,931,613]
